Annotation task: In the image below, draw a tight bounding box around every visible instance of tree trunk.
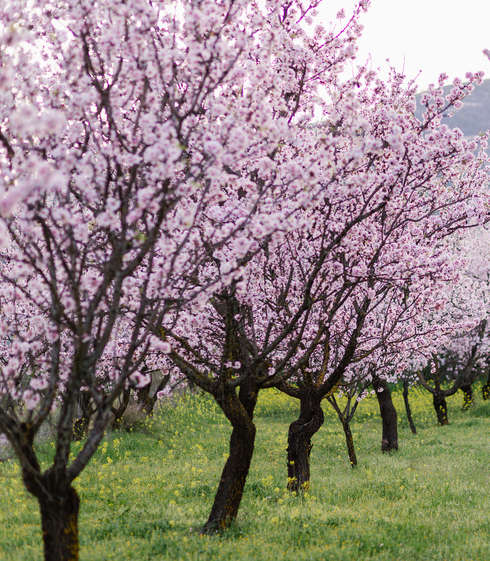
[287,392,324,493]
[39,486,80,561]
[202,383,257,533]
[402,380,417,434]
[342,420,357,467]
[73,392,92,441]
[373,377,398,452]
[433,393,449,425]
[138,374,170,415]
[460,384,473,410]
[16,424,80,561]
[110,388,131,429]
[23,468,80,561]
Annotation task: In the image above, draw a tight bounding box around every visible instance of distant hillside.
[417,79,490,152]
[441,78,490,136]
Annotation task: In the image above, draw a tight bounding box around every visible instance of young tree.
[330,357,417,464]
[401,373,418,434]
[327,360,401,467]
[326,378,369,467]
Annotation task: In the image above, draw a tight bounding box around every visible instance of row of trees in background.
[0,1,488,560]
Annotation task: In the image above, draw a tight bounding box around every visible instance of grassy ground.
[1,386,489,560]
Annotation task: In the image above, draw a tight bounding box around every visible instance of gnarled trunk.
[287,392,324,493]
[202,382,257,533]
[342,420,357,467]
[460,384,473,410]
[402,380,417,434]
[373,377,398,452]
[433,393,449,425]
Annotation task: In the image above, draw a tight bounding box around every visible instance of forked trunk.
[342,420,357,467]
[39,487,80,561]
[202,383,257,533]
[433,393,449,425]
[402,380,417,434]
[460,384,473,410]
[138,374,170,415]
[373,377,398,452]
[287,392,324,493]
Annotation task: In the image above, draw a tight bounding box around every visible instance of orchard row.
[0,2,488,560]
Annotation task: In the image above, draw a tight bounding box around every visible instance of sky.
[318,0,490,91]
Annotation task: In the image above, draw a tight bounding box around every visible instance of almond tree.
[159,1,379,531]
[418,322,488,423]
[163,67,488,530]
[326,377,369,467]
[0,1,339,558]
[417,230,489,423]
[275,70,489,491]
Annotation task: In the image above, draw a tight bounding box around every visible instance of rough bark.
[372,377,398,452]
[39,487,80,561]
[402,380,417,434]
[460,384,473,410]
[287,392,324,493]
[342,420,357,467]
[23,469,80,561]
[433,393,449,425]
[202,382,257,533]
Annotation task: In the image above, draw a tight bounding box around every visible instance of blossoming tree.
[0,0,351,558]
[273,68,489,490]
[417,229,489,422]
[157,0,390,531]
[163,68,488,526]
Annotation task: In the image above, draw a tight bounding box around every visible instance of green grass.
[1,386,489,560]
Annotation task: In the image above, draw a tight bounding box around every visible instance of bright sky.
[319,0,490,91]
